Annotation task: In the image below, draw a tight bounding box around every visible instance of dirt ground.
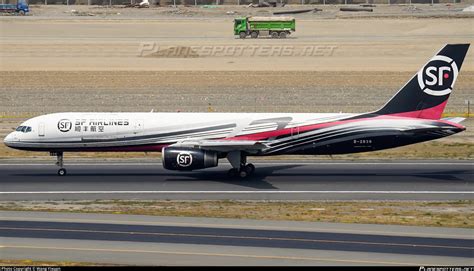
[2,17,473,72]
[0,6,473,159]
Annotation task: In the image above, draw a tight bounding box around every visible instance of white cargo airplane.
[3,44,470,177]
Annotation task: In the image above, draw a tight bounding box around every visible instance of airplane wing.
[169,140,269,153]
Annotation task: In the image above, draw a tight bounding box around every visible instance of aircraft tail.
[374,44,470,120]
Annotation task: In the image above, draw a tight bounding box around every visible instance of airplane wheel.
[239,169,248,178]
[58,168,67,176]
[247,163,255,174]
[227,168,239,178]
[239,166,253,178]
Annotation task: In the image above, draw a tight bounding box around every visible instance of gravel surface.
[0,71,472,114]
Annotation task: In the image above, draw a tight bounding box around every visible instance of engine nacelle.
[162,147,218,171]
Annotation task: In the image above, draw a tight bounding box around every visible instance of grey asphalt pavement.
[0,211,472,266]
[0,160,472,200]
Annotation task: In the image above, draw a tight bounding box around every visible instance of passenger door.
[38,122,45,137]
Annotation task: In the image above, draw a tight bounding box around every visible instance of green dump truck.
[234,16,295,39]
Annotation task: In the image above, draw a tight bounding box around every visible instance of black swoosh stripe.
[266,127,403,154]
[268,125,362,149]
[273,130,400,154]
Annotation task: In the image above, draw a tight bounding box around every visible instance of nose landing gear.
[51,152,67,176]
[58,167,67,176]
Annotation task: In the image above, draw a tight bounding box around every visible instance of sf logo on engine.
[57,119,72,132]
[177,152,193,167]
[417,55,458,96]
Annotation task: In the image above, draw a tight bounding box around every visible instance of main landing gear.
[226,151,255,178]
[51,152,67,176]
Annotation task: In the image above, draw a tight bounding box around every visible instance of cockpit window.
[16,126,32,133]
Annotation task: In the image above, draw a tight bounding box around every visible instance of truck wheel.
[279,32,287,39]
[239,32,246,39]
[271,32,279,39]
[250,31,258,39]
[18,10,25,16]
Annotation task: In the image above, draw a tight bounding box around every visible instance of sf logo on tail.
[177,152,193,167]
[418,55,458,96]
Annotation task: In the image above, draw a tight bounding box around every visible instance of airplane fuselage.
[4,112,465,155]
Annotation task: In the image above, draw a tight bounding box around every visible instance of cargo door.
[38,122,45,137]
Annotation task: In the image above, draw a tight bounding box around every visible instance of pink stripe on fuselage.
[385,100,448,120]
[224,118,362,141]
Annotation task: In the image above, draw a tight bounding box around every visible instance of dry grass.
[442,113,474,118]
[2,200,472,228]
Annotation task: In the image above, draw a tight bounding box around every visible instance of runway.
[0,160,472,200]
[1,211,472,266]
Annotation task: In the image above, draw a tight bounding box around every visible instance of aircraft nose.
[3,132,16,147]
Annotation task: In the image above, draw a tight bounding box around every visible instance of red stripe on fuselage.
[224,118,363,141]
[385,100,449,120]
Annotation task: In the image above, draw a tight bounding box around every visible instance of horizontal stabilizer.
[441,117,466,123]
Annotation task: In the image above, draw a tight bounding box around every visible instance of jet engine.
[162,147,218,171]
